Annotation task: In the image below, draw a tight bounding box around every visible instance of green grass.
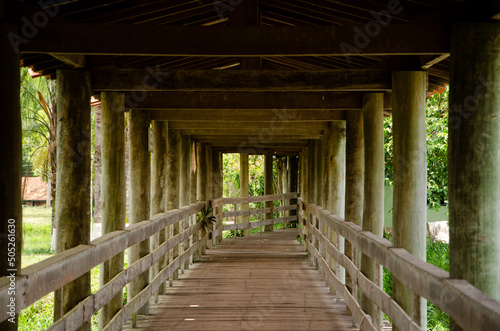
[19,207,109,330]
[382,232,450,330]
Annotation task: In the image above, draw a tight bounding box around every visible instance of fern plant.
[197,204,217,237]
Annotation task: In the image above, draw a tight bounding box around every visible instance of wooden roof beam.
[149,109,345,121]
[126,91,392,110]
[91,69,391,92]
[21,23,450,56]
[169,121,329,130]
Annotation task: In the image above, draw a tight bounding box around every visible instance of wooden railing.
[0,202,207,331]
[0,193,299,331]
[211,192,298,241]
[298,198,500,331]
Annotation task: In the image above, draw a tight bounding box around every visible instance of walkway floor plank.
[124,229,359,331]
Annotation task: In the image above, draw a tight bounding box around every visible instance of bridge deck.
[124,229,359,331]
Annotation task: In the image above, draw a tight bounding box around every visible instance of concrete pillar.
[240,153,250,237]
[392,71,427,329]
[345,110,365,308]
[360,93,385,329]
[0,22,22,331]
[54,69,92,330]
[151,120,167,296]
[264,154,274,232]
[128,110,151,316]
[166,129,180,281]
[99,93,126,329]
[448,22,500,329]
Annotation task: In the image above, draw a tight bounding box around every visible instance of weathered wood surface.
[123,230,359,331]
[302,203,500,331]
[23,23,449,57]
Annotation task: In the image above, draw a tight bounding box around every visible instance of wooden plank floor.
[124,229,359,331]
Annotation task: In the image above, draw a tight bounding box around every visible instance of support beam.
[99,92,126,329]
[345,110,364,309]
[150,109,345,122]
[54,69,92,330]
[289,155,298,221]
[180,134,191,271]
[212,147,301,155]
[0,22,22,331]
[264,155,274,232]
[171,121,329,131]
[360,93,385,329]
[449,22,500,328]
[23,23,449,57]
[392,72,427,329]
[240,153,250,237]
[128,91,392,110]
[91,69,392,92]
[128,109,151,316]
[151,120,168,296]
[197,143,207,202]
[166,129,181,281]
[182,128,322,136]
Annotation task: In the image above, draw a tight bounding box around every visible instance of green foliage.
[384,87,449,210]
[197,204,217,233]
[382,231,450,330]
[223,153,265,198]
[20,68,55,180]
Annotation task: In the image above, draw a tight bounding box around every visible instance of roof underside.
[11,0,475,154]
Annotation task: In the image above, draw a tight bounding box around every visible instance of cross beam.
[92,69,392,92]
[21,23,449,57]
[126,91,392,110]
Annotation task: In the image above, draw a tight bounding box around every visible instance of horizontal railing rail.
[0,202,207,330]
[211,193,298,241]
[298,198,500,331]
[0,193,300,330]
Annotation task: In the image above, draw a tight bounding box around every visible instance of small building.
[22,177,51,207]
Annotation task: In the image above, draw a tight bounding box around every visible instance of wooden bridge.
[2,194,499,330]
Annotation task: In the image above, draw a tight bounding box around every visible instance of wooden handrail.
[0,202,206,327]
[299,200,500,331]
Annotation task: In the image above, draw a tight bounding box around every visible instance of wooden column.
[53,69,92,330]
[240,153,250,237]
[151,120,167,295]
[264,154,274,232]
[190,140,198,261]
[326,121,346,284]
[212,151,223,242]
[392,71,427,329]
[197,143,207,202]
[128,110,151,316]
[360,93,385,329]
[315,140,323,205]
[180,135,191,270]
[345,110,364,308]
[449,22,500,328]
[205,146,213,201]
[288,156,298,221]
[99,93,126,329]
[196,143,207,254]
[166,129,180,281]
[0,22,22,331]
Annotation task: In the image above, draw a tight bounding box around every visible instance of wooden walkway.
[124,229,359,331]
